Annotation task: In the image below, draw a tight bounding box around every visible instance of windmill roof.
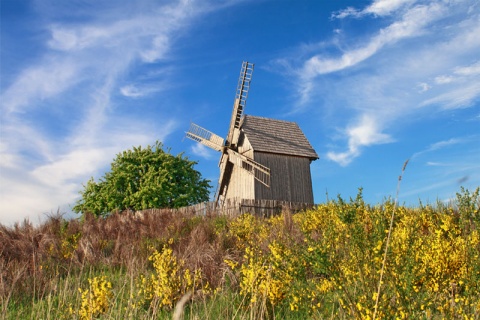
[241,115,319,160]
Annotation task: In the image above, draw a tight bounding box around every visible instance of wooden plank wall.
[223,132,255,201]
[254,152,315,203]
[223,162,255,201]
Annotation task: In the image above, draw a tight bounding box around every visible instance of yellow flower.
[76,276,113,320]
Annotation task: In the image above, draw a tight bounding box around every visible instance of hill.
[1,187,479,319]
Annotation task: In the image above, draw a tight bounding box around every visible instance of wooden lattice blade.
[226,61,254,147]
[227,149,270,187]
[186,123,224,152]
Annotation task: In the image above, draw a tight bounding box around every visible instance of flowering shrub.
[75,276,113,320]
[227,188,480,319]
[136,240,206,311]
[61,232,81,259]
[238,242,293,306]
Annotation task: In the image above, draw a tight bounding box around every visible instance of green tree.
[73,141,211,216]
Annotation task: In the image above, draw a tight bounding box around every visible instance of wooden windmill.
[186,61,318,207]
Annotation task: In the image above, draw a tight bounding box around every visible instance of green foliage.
[73,141,211,216]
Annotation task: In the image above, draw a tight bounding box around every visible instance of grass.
[1,187,479,319]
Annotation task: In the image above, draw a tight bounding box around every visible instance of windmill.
[186,62,270,205]
[186,61,318,207]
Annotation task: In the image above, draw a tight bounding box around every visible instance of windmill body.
[186,62,318,207]
[232,115,318,203]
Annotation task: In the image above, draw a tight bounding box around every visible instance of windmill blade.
[185,123,224,152]
[226,61,254,147]
[227,149,270,187]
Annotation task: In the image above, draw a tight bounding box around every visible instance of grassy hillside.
[1,188,479,319]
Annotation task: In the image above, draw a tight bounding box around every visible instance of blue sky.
[1,0,479,225]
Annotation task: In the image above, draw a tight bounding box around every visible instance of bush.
[73,141,211,216]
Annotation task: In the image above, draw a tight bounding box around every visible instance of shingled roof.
[241,115,319,160]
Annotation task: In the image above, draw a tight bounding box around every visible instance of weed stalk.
[373,159,409,319]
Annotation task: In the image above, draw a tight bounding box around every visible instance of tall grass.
[373,159,409,319]
[1,187,479,319]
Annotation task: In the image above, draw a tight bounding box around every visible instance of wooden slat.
[134,198,314,218]
[226,61,254,146]
[241,115,319,160]
[253,152,314,204]
[226,149,270,187]
[186,123,224,152]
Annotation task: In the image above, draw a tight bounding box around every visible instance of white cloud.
[48,28,81,51]
[326,115,393,166]
[418,82,431,92]
[120,83,166,98]
[433,60,480,85]
[140,35,170,63]
[0,140,20,169]
[332,7,360,19]
[426,161,448,166]
[0,172,79,225]
[0,122,176,225]
[1,59,80,113]
[31,148,115,187]
[120,85,145,98]
[288,0,480,168]
[454,60,480,76]
[364,0,417,16]
[333,0,418,19]
[299,2,446,102]
[3,0,203,115]
[47,23,122,52]
[420,82,480,109]
[191,143,218,160]
[428,138,463,151]
[412,137,466,159]
[434,75,454,84]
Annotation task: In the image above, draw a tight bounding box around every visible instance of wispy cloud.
[412,137,468,159]
[332,0,417,19]
[455,60,480,76]
[0,0,219,225]
[420,82,480,109]
[299,2,446,102]
[190,143,217,160]
[120,84,166,98]
[326,114,393,166]
[426,161,449,166]
[402,145,480,200]
[434,60,480,84]
[281,0,480,166]
[2,58,81,114]
[434,75,454,84]
[417,82,431,92]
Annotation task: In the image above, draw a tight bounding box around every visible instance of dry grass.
[0,208,235,313]
[2,188,478,319]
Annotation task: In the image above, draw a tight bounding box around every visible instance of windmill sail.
[226,61,254,147]
[185,123,224,152]
[227,149,270,187]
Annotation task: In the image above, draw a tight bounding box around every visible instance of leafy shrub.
[73,141,211,216]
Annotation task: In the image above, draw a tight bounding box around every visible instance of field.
[1,187,479,319]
